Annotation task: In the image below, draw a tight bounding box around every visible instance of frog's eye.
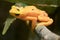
[16,7,20,11]
[17,8,20,11]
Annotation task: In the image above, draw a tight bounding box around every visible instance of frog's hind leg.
[37,16,53,26]
[38,16,50,22]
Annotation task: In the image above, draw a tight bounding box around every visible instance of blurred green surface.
[6,0,58,5]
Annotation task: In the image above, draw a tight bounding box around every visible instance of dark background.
[0,0,60,40]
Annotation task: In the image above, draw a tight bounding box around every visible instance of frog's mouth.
[15,14,20,16]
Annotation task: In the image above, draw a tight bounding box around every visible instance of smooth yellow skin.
[9,5,53,30]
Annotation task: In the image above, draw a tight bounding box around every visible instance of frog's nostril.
[15,14,19,16]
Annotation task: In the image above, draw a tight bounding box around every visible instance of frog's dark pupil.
[15,14,19,16]
[17,9,20,11]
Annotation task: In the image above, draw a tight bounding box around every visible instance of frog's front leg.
[25,16,37,30]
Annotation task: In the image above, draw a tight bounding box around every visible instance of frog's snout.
[15,14,20,16]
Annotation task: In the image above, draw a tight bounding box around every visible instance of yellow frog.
[9,5,53,30]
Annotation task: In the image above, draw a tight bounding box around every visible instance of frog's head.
[9,5,24,17]
[9,3,27,17]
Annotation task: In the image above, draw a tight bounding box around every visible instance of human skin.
[9,5,53,30]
